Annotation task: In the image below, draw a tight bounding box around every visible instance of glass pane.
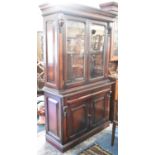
[66,21,85,82]
[90,24,105,78]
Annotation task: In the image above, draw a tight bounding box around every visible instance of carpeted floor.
[79,144,112,155]
[37,124,45,133]
[37,124,118,155]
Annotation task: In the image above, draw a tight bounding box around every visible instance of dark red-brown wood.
[40,3,116,152]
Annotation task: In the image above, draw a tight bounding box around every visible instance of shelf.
[93,66,102,70]
[72,65,84,68]
[67,52,84,55]
[90,51,103,54]
[67,37,85,40]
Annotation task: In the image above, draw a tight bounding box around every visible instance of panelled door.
[91,91,110,127]
[66,98,90,140]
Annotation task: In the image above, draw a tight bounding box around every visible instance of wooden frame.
[110,18,118,61]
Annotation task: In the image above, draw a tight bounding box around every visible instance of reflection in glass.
[66,21,85,82]
[90,25,105,78]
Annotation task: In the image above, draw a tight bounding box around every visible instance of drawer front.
[65,86,111,104]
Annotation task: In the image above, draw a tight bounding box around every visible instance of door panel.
[45,96,61,141]
[94,96,105,122]
[67,100,90,139]
[91,92,107,127]
[104,92,111,122]
[46,20,58,87]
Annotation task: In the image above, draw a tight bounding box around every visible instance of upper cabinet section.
[100,2,118,61]
[39,4,116,90]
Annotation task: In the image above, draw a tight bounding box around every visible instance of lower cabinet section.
[44,86,111,152]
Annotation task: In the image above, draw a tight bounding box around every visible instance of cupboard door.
[67,100,89,139]
[65,20,86,83]
[91,92,110,127]
[89,24,106,79]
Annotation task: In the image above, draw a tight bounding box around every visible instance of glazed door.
[65,20,86,86]
[89,23,107,80]
[67,99,90,139]
[91,91,110,127]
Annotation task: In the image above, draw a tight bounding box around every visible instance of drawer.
[66,87,111,105]
[65,90,92,104]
